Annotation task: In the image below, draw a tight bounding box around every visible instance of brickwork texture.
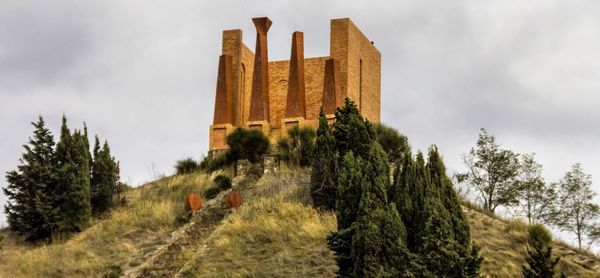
[210,17,380,150]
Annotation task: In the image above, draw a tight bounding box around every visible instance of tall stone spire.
[248,17,272,121]
[322,58,342,114]
[285,31,306,118]
[213,54,233,124]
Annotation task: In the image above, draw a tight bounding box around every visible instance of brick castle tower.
[209,17,380,150]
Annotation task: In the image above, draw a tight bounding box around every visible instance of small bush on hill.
[226,128,270,164]
[214,175,232,190]
[373,123,408,165]
[204,187,221,200]
[276,125,316,167]
[199,152,228,172]
[522,225,561,277]
[203,175,233,200]
[175,158,200,175]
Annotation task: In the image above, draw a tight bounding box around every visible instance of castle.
[209,17,381,150]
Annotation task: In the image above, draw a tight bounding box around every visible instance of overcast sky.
[1,0,599,243]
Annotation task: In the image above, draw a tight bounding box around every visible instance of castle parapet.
[209,17,380,151]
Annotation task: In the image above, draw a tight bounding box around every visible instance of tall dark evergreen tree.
[53,116,91,233]
[328,152,364,277]
[522,225,561,278]
[83,123,92,171]
[433,148,483,276]
[350,143,413,277]
[3,117,57,240]
[329,144,414,277]
[392,146,482,277]
[333,98,374,159]
[310,109,338,210]
[90,137,119,215]
[326,98,481,276]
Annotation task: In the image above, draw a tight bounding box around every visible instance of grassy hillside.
[0,167,598,277]
[0,172,215,277]
[464,205,600,277]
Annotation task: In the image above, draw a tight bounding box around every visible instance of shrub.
[276,125,316,167]
[204,175,233,200]
[522,225,561,277]
[175,158,200,175]
[199,152,228,172]
[204,186,222,200]
[103,264,123,278]
[214,175,232,190]
[226,128,270,164]
[373,123,409,165]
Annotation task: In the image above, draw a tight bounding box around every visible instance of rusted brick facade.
[210,17,380,150]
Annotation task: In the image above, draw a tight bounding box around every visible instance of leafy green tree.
[548,163,599,249]
[226,128,270,164]
[587,223,600,247]
[310,110,338,210]
[90,137,120,215]
[372,123,408,166]
[3,117,57,240]
[516,153,555,225]
[53,116,92,233]
[458,128,521,213]
[276,125,315,166]
[522,225,561,278]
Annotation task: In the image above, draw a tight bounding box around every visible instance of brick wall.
[210,18,380,150]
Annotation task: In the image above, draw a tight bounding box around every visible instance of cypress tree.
[429,146,483,276]
[328,152,364,276]
[3,117,57,240]
[390,148,415,243]
[310,109,338,210]
[91,137,119,215]
[83,123,92,171]
[350,143,413,277]
[53,116,91,233]
[333,98,374,159]
[522,225,561,278]
[329,141,415,276]
[392,146,482,277]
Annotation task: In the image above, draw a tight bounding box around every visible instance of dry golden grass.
[177,167,599,277]
[178,197,337,278]
[0,171,215,278]
[1,167,598,277]
[465,206,600,277]
[177,167,338,278]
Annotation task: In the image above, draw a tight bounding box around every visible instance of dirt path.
[122,190,231,278]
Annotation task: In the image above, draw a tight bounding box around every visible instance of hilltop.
[0,168,598,277]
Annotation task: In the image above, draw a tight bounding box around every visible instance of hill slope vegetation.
[0,168,598,277]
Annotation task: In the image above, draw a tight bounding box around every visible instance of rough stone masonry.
[209,17,381,150]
